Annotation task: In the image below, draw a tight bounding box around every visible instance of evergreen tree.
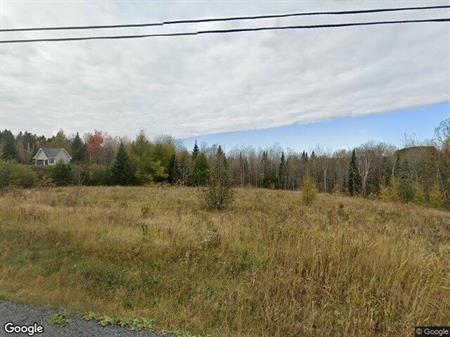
[204,146,233,210]
[278,152,287,189]
[261,151,276,188]
[110,142,136,185]
[192,141,199,160]
[2,134,17,160]
[51,162,73,186]
[167,153,179,184]
[191,152,210,186]
[130,132,167,184]
[348,149,361,196]
[71,132,86,162]
[301,151,308,162]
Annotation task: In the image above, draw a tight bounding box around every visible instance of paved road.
[0,300,164,337]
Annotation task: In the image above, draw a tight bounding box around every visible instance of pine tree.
[204,146,233,210]
[51,162,73,186]
[110,142,136,185]
[2,135,17,160]
[278,152,287,189]
[348,149,361,196]
[301,151,308,162]
[192,141,199,160]
[167,153,179,184]
[261,151,276,188]
[191,152,209,186]
[71,132,86,162]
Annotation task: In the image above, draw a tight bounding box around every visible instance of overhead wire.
[0,18,449,44]
[1,4,449,32]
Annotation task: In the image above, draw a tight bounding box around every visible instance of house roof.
[33,147,72,160]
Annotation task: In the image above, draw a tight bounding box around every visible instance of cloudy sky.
[1,0,449,145]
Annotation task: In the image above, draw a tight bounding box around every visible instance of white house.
[33,147,72,166]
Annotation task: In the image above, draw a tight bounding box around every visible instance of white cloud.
[0,0,449,138]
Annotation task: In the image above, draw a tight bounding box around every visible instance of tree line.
[0,117,448,209]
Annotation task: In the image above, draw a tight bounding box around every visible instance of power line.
[0,18,449,44]
[1,5,449,32]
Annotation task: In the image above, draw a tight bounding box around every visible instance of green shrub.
[49,313,71,327]
[86,165,111,186]
[11,164,37,188]
[0,161,12,188]
[30,165,54,186]
[51,162,73,186]
[0,161,38,188]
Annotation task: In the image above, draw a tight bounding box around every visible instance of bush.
[11,165,37,188]
[88,165,111,186]
[0,161,12,188]
[301,175,318,206]
[31,166,54,187]
[0,161,38,188]
[51,162,73,186]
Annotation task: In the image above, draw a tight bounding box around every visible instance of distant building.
[32,147,72,166]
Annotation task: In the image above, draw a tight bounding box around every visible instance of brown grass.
[0,186,449,337]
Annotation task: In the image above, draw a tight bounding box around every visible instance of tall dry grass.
[0,186,449,337]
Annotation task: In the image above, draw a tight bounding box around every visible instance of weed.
[48,313,71,327]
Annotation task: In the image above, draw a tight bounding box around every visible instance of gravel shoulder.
[0,300,164,337]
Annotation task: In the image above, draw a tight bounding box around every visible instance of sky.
[182,102,450,152]
[0,0,449,149]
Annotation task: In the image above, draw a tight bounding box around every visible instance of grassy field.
[0,186,449,337]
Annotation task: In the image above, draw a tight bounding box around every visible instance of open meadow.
[0,186,449,337]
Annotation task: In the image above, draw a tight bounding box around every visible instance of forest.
[0,117,449,209]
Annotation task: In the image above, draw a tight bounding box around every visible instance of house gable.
[54,149,72,163]
[33,148,48,160]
